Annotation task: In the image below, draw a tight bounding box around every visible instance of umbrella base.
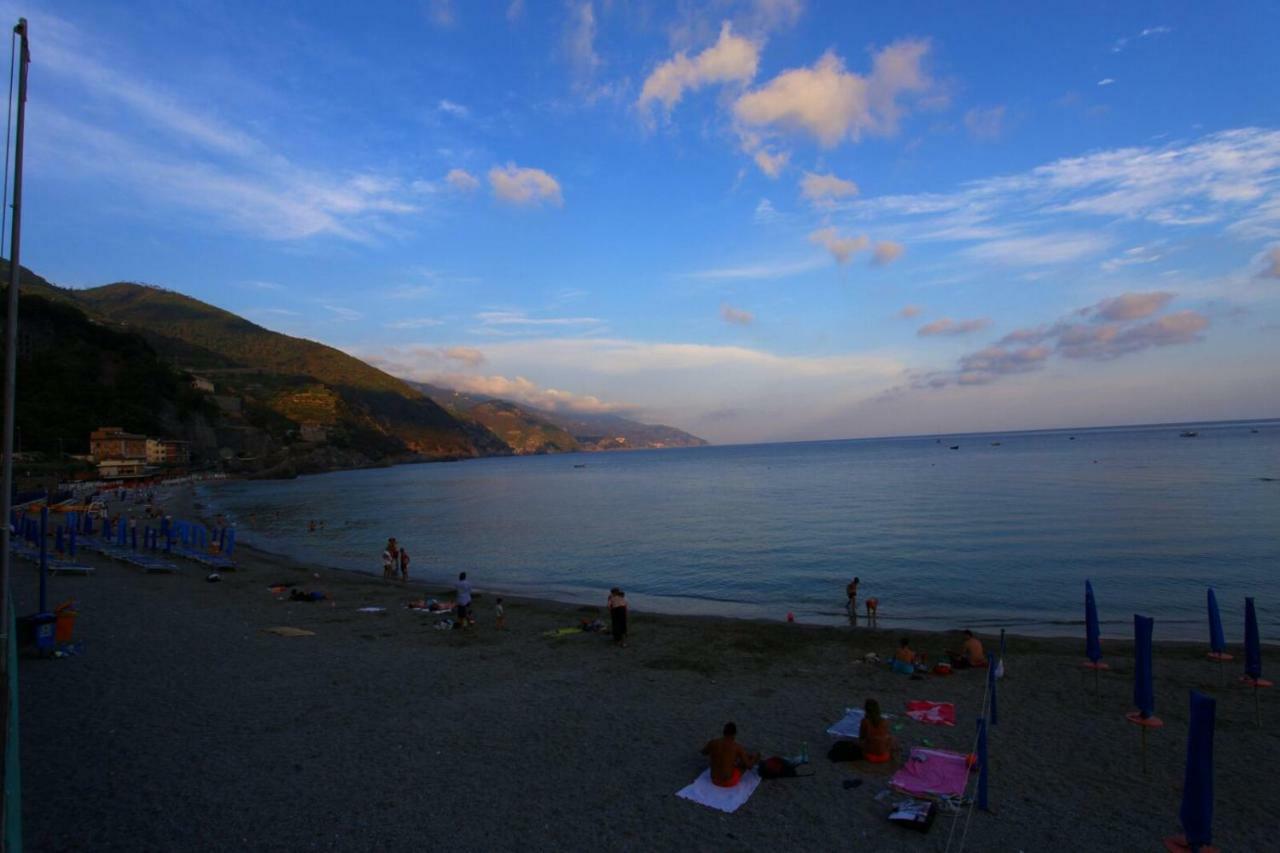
[1162,835,1219,852]
[1206,652,1233,662]
[1125,712,1164,728]
[1082,661,1110,670]
[1239,676,1273,688]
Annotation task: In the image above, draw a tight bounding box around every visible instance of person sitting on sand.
[949,629,987,669]
[856,699,894,762]
[892,638,919,675]
[701,722,760,788]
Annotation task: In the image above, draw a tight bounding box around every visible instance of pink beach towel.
[905,700,956,726]
[889,748,969,799]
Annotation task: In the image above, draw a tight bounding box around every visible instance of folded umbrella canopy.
[1163,691,1218,853]
[1126,614,1163,773]
[1242,597,1271,727]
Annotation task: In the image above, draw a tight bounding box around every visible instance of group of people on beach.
[381,537,411,583]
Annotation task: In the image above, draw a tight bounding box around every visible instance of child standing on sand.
[495,597,506,630]
[398,547,410,583]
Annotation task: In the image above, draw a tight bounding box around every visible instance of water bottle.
[800,742,809,764]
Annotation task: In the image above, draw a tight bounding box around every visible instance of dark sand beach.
[13,511,1278,852]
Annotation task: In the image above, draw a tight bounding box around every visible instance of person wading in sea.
[607,587,628,648]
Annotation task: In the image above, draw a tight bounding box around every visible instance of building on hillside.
[97,459,149,479]
[146,438,191,465]
[190,375,215,393]
[299,422,328,442]
[89,427,148,462]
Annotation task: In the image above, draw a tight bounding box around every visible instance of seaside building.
[89,427,148,462]
[146,438,191,465]
[96,459,149,479]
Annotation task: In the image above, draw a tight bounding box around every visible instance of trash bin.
[54,602,77,643]
[26,611,56,653]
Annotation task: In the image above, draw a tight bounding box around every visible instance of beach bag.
[827,741,862,762]
[758,757,793,779]
[888,800,937,833]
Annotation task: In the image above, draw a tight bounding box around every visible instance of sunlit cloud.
[871,240,905,266]
[965,233,1112,266]
[1085,291,1173,322]
[733,40,935,147]
[637,22,759,115]
[488,163,563,206]
[800,171,859,207]
[475,311,600,327]
[917,317,990,337]
[753,148,789,177]
[809,226,869,264]
[445,168,480,192]
[898,304,923,319]
[964,105,1005,142]
[385,317,444,330]
[680,256,825,280]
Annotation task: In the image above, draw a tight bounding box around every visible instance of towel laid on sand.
[905,701,955,726]
[826,708,896,738]
[675,769,761,813]
[889,748,969,799]
[263,627,315,637]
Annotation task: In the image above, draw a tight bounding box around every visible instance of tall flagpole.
[0,18,31,667]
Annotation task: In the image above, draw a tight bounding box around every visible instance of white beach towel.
[826,708,894,738]
[356,606,386,613]
[675,769,761,813]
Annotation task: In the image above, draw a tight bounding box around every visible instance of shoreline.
[16,507,1278,851]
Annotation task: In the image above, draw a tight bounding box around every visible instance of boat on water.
[1180,430,1198,438]
[949,445,960,450]
[990,441,1001,446]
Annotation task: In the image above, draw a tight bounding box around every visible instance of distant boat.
[1068,436,1076,440]
[949,445,960,450]
[573,463,587,468]
[990,441,1001,446]
[1180,430,1198,438]
[1251,429,1260,434]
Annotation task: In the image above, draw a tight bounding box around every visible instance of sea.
[194,419,1280,641]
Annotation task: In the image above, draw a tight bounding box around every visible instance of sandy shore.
[12,504,1278,851]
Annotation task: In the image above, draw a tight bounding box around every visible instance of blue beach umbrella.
[55,526,64,553]
[1176,691,1216,852]
[1207,589,1227,656]
[68,522,76,558]
[1126,614,1163,773]
[224,528,235,556]
[38,507,48,612]
[1243,597,1270,727]
[1085,581,1103,664]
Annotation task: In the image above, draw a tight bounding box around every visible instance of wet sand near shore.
[13,512,1278,851]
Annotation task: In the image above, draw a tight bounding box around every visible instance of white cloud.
[438,99,469,118]
[638,22,759,115]
[443,346,485,367]
[488,163,564,206]
[1263,247,1280,278]
[565,2,602,86]
[476,311,599,327]
[720,303,754,325]
[1097,78,1115,87]
[809,226,869,264]
[965,233,1112,266]
[681,256,825,280]
[753,148,789,177]
[871,240,905,266]
[964,105,1005,142]
[800,171,859,206]
[753,198,780,224]
[1112,25,1172,53]
[445,168,480,192]
[1100,244,1163,272]
[733,40,934,148]
[323,304,363,321]
[1085,291,1174,321]
[385,317,444,330]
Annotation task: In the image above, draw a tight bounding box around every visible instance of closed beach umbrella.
[224,528,235,556]
[1244,597,1261,682]
[1179,691,1216,852]
[1086,581,1103,664]
[68,522,76,558]
[1207,589,1227,656]
[1126,614,1163,772]
[55,526,64,552]
[1242,597,1271,726]
[1134,614,1156,718]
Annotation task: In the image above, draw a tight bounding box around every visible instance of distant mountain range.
[2,262,706,476]
[410,382,707,454]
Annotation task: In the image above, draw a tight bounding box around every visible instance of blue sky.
[9,0,1280,442]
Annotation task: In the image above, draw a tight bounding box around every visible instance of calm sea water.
[195,420,1280,641]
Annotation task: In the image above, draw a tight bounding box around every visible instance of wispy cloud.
[437,99,469,118]
[445,168,480,192]
[964,105,1005,142]
[385,317,444,330]
[323,304,363,321]
[475,311,600,327]
[1112,25,1172,53]
[965,232,1112,266]
[917,317,990,337]
[800,171,859,207]
[637,22,759,116]
[871,240,905,266]
[898,304,924,319]
[680,256,825,280]
[720,303,754,325]
[1097,78,1115,87]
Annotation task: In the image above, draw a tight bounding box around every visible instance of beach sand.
[13,507,1279,851]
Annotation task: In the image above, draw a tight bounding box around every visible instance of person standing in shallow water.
[846,577,860,617]
[607,588,628,647]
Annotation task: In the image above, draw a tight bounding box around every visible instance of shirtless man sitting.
[701,722,760,788]
[949,629,987,669]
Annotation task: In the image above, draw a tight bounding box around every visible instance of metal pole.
[0,18,30,659]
